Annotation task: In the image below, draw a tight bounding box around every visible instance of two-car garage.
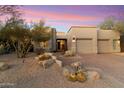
[76,38,119,54]
[76,38,111,54]
[67,26,120,54]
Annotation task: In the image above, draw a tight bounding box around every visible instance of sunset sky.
[3,5,124,32]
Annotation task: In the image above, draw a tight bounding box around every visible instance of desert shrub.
[76,71,87,82]
[63,62,87,82]
[68,73,77,82]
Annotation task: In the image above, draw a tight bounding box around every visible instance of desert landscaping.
[0,52,124,88]
[0,5,124,88]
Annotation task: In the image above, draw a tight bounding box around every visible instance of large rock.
[64,50,75,57]
[87,71,100,80]
[55,59,62,67]
[63,63,87,82]
[70,62,83,70]
[36,53,52,61]
[0,62,9,71]
[63,66,87,82]
[38,59,55,69]
[51,56,57,61]
[46,53,53,56]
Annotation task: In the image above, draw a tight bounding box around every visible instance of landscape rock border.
[35,52,63,69]
[62,62,101,82]
[35,53,101,83]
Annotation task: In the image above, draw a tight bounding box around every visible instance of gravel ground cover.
[0,53,124,88]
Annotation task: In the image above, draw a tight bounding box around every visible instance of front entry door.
[56,39,67,52]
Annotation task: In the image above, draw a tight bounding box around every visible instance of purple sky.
[10,5,124,32]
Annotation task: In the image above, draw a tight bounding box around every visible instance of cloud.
[23,9,100,22]
[46,21,95,27]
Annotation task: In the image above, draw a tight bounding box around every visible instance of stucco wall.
[56,32,67,39]
[56,35,67,39]
[67,27,120,54]
[98,30,120,53]
[67,27,98,53]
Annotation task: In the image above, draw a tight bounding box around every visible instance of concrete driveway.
[57,53,124,85]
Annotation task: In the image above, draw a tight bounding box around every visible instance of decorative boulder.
[51,56,57,61]
[36,53,63,69]
[38,53,52,61]
[63,65,87,82]
[87,71,100,80]
[46,53,53,56]
[0,62,9,71]
[55,59,62,67]
[38,59,55,69]
[70,62,83,70]
[64,50,75,57]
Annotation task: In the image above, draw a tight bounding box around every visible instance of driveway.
[57,53,124,85]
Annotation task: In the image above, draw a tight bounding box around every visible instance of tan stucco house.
[37,26,121,54]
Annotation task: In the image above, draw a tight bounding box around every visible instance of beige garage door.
[98,39,110,53]
[76,38,93,54]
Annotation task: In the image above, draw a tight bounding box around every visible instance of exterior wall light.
[72,36,76,42]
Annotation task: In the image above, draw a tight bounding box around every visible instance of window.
[40,41,49,49]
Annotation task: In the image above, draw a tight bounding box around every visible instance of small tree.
[31,20,51,47]
[0,6,52,57]
[0,16,32,58]
[99,16,124,35]
[99,16,116,30]
[113,21,124,34]
[0,5,21,16]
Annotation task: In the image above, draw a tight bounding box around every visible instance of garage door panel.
[98,39,110,53]
[76,39,93,54]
